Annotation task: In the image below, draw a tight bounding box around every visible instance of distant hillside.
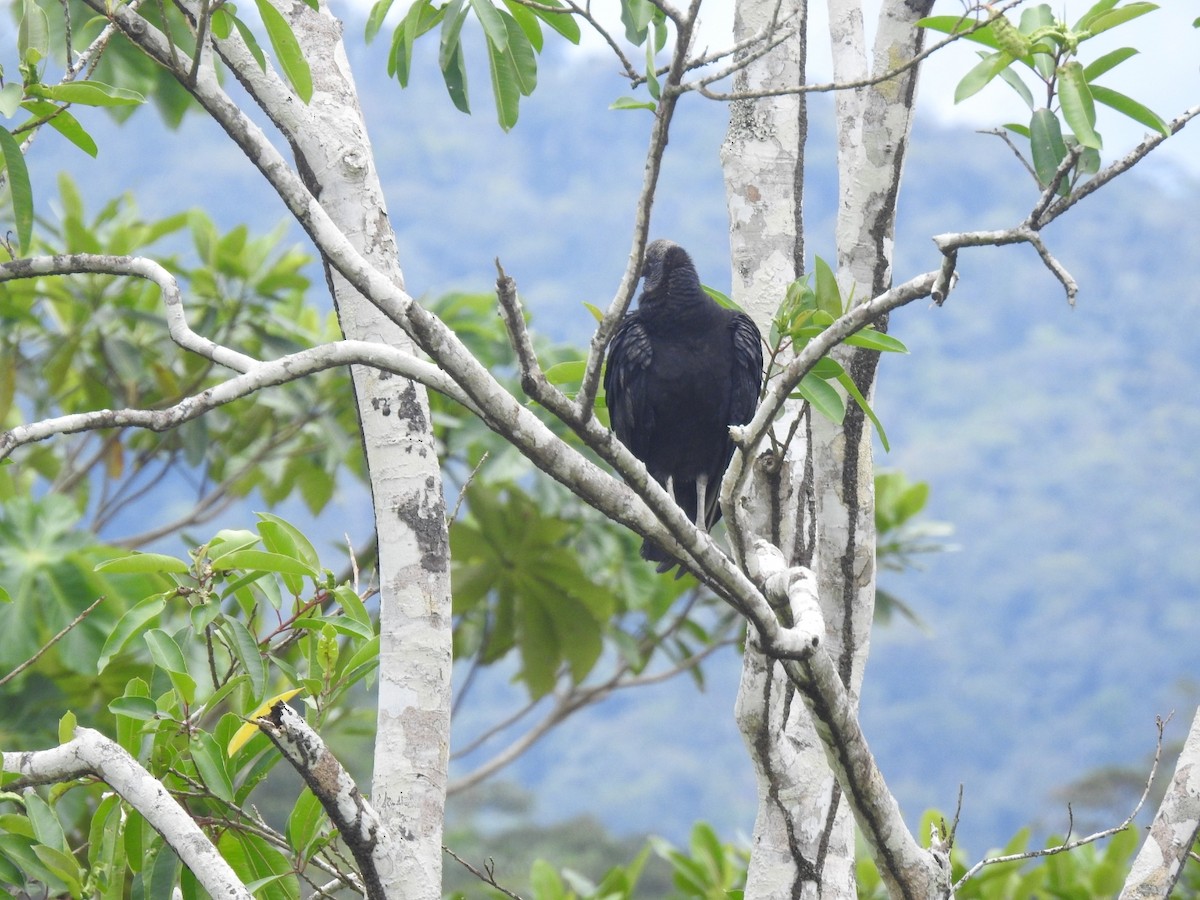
[22,30,1200,857]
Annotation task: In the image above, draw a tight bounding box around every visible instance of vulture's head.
[640,239,700,305]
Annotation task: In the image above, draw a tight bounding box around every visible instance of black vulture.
[604,239,764,572]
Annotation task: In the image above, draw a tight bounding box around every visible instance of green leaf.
[486,25,522,129]
[1077,145,1101,175]
[224,616,267,702]
[18,1,50,67]
[441,40,471,114]
[0,84,24,117]
[619,0,655,44]
[610,96,656,112]
[813,257,842,317]
[997,66,1034,110]
[109,695,160,721]
[33,845,83,895]
[502,0,544,52]
[211,6,234,38]
[1057,61,1101,149]
[1086,2,1158,35]
[501,12,538,97]
[216,549,318,577]
[1030,107,1069,193]
[702,284,743,310]
[192,731,235,802]
[144,628,197,704]
[252,0,313,103]
[231,13,268,70]
[39,81,145,107]
[843,329,908,353]
[144,628,187,673]
[58,711,76,745]
[797,373,844,425]
[955,50,1014,103]
[544,360,585,386]
[19,101,98,157]
[285,788,326,858]
[529,0,580,44]
[439,0,471,72]
[0,127,34,254]
[257,513,320,571]
[95,552,189,574]
[517,599,558,699]
[1082,46,1138,81]
[218,830,300,900]
[583,301,604,322]
[484,11,537,128]
[146,849,179,900]
[1020,4,1057,80]
[1089,84,1169,136]
[365,0,395,41]
[470,0,509,51]
[916,15,1001,50]
[291,613,373,642]
[836,370,890,452]
[644,40,660,101]
[1074,0,1120,31]
[333,584,372,630]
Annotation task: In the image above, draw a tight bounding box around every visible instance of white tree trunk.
[1120,707,1200,899]
[271,6,453,896]
[724,0,934,895]
[723,0,859,894]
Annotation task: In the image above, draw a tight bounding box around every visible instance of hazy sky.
[614,0,1200,176]
[7,0,1194,174]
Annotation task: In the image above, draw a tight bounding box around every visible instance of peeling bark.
[1121,708,1200,899]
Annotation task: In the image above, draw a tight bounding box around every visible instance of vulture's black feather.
[604,239,764,573]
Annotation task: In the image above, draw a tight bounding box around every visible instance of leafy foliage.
[920,1,1167,195]
[766,257,908,451]
[368,0,582,130]
[857,812,1200,900]
[874,470,954,627]
[0,176,360,544]
[0,514,373,898]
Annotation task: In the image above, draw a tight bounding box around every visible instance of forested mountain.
[21,27,1200,857]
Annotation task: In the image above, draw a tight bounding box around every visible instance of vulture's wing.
[604,314,654,460]
[729,312,764,428]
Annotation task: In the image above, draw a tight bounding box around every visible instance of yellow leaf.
[226,688,302,757]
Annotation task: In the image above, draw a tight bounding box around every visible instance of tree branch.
[959,713,1170,890]
[2,728,252,900]
[743,541,951,898]
[256,701,393,900]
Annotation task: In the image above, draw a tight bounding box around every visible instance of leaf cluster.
[763,257,908,452]
[367,0,581,131]
[920,1,1170,195]
[0,513,376,899]
[2,1,145,254]
[1,176,360,543]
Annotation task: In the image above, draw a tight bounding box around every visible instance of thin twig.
[443,847,526,900]
[0,596,106,687]
[955,714,1171,890]
[688,0,1028,101]
[978,127,1038,182]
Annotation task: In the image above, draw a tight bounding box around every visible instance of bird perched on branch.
[604,239,764,573]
